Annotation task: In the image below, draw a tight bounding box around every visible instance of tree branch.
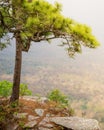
[31,36,57,42]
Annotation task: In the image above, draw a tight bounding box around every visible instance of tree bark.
[10,33,22,103]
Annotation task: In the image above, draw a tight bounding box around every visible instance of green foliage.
[0,0,100,55]
[10,100,19,108]
[47,89,75,115]
[47,89,69,107]
[0,43,7,50]
[0,81,32,97]
[0,80,12,97]
[20,83,32,96]
[18,121,25,128]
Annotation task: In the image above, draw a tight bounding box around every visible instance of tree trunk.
[10,33,22,103]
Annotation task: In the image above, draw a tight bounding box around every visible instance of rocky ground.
[0,96,100,130]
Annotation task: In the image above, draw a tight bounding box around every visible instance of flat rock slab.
[13,113,28,119]
[51,116,100,130]
[24,120,37,128]
[38,127,52,130]
[28,115,39,121]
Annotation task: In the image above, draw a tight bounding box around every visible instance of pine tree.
[0,0,100,103]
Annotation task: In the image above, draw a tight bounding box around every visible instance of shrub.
[0,80,12,97]
[47,89,69,107]
[19,83,32,96]
[0,80,32,97]
[47,89,75,115]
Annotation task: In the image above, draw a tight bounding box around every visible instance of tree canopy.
[0,0,99,56]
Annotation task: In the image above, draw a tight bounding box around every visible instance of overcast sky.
[48,0,104,45]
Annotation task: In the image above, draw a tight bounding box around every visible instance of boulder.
[35,109,44,116]
[51,116,100,130]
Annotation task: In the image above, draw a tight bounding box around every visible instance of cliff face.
[0,96,100,130]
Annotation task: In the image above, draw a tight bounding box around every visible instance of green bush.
[20,83,32,96]
[47,89,69,107]
[0,80,32,97]
[47,89,75,115]
[0,81,12,97]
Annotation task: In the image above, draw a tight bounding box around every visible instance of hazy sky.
[48,0,104,44]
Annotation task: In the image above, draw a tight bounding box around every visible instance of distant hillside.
[0,40,104,128]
